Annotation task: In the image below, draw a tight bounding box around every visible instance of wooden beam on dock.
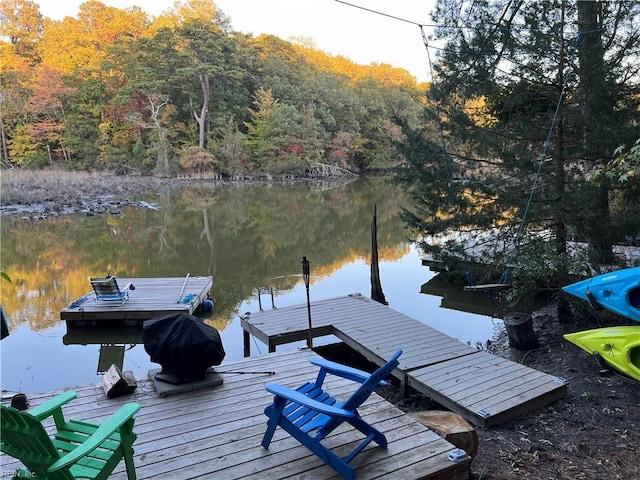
[463,283,511,292]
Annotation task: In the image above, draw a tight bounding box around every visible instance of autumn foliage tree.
[0,0,425,174]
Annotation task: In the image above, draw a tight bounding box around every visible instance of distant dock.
[241,293,568,427]
[60,276,213,326]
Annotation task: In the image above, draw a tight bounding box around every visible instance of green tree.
[397,0,640,284]
[589,138,640,247]
[6,123,44,167]
[572,0,640,263]
[245,88,307,173]
[213,119,248,174]
[175,17,244,150]
[62,76,107,169]
[102,26,184,172]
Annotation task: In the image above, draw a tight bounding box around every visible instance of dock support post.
[243,330,250,357]
[504,311,539,350]
[399,372,408,398]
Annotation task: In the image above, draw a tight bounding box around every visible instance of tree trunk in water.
[370,204,388,305]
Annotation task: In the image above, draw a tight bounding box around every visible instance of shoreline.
[0,169,315,219]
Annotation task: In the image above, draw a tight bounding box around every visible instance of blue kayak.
[562,267,640,323]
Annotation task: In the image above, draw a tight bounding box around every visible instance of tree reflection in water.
[0,178,497,393]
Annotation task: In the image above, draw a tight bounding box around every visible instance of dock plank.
[407,351,567,427]
[242,294,568,427]
[0,350,470,480]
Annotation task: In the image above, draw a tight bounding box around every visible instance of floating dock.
[0,350,471,480]
[60,276,213,326]
[241,294,568,427]
[420,275,502,317]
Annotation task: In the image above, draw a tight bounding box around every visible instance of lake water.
[0,177,502,394]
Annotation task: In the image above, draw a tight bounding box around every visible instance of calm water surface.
[1,178,501,394]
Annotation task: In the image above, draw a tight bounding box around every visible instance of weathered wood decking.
[241,294,568,427]
[1,350,471,480]
[60,276,213,326]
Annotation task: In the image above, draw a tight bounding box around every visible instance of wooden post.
[503,311,539,350]
[370,204,388,305]
[243,329,251,357]
[102,365,137,398]
[410,410,479,457]
[557,296,572,323]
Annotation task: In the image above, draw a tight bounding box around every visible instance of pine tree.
[397,0,640,285]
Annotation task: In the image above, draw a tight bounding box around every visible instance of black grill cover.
[143,313,225,382]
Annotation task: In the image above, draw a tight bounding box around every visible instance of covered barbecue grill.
[143,312,225,384]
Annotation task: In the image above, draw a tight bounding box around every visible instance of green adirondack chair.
[1,391,141,480]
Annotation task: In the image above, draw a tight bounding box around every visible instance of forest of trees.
[0,0,426,175]
[2,0,639,290]
[395,0,640,293]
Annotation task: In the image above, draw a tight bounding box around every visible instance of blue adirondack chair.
[261,350,402,480]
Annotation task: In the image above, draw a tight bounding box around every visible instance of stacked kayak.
[563,326,640,381]
[562,267,640,323]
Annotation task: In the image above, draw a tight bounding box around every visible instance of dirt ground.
[381,303,640,480]
[2,169,639,480]
[474,306,640,480]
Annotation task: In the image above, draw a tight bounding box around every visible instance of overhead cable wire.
[335,0,432,28]
[335,0,513,32]
[500,31,587,284]
[419,26,456,209]
[336,0,603,285]
[511,33,583,253]
[335,0,550,81]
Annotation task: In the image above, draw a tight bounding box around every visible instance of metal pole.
[302,257,313,348]
[176,273,190,303]
[305,283,312,348]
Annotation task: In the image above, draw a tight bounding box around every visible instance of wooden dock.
[1,350,471,480]
[420,275,502,317]
[60,276,213,326]
[241,294,568,427]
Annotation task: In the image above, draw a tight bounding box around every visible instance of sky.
[34,0,437,82]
